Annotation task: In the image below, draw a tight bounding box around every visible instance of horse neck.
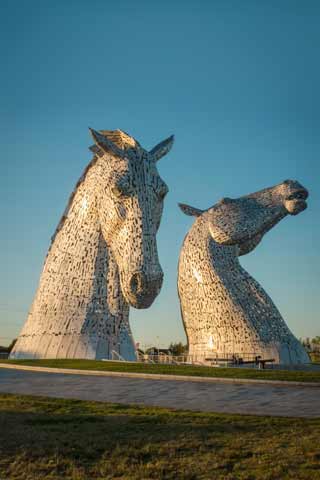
[44,181,101,279]
[40,176,124,317]
[179,217,238,287]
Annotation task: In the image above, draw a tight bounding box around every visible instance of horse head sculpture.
[11,129,174,360]
[178,180,310,364]
[90,128,173,309]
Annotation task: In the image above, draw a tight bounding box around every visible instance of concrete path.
[0,367,319,418]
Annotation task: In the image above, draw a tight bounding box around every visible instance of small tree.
[168,342,188,356]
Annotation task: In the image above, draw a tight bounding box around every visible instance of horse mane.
[99,129,140,149]
[47,155,99,256]
[47,130,139,258]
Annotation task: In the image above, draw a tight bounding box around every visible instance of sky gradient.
[1,0,319,348]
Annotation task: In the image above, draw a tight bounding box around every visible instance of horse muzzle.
[284,188,309,216]
[124,270,164,309]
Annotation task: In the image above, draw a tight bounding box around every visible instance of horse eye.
[111,185,122,197]
[112,177,131,197]
[157,182,168,199]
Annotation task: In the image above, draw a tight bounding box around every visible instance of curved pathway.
[0,366,319,418]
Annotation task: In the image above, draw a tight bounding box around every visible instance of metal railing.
[110,350,126,362]
[137,352,276,368]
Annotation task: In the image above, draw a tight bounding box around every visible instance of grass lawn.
[1,358,320,383]
[0,394,319,480]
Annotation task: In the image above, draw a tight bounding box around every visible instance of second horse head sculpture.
[178,180,310,364]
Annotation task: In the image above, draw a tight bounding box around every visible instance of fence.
[138,351,273,367]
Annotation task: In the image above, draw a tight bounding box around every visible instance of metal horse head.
[90,128,174,308]
[179,179,308,256]
[178,180,309,365]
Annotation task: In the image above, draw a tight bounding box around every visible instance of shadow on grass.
[1,394,320,479]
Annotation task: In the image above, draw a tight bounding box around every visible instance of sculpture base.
[10,332,137,362]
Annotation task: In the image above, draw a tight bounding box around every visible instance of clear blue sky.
[1,0,319,348]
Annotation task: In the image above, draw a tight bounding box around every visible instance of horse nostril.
[129,271,163,297]
[130,272,145,294]
[287,189,309,201]
[130,275,137,294]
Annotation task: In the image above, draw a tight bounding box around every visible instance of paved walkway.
[0,367,319,418]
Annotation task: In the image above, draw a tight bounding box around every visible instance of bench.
[205,356,275,369]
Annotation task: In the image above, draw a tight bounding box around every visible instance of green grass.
[310,352,320,364]
[1,358,320,383]
[0,394,319,480]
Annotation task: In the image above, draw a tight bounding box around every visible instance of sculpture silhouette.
[178,180,310,364]
[11,129,174,360]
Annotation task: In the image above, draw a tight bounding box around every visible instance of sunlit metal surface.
[178,180,310,365]
[11,129,174,360]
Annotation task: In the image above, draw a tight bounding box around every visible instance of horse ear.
[178,203,204,217]
[89,128,125,158]
[149,135,174,162]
